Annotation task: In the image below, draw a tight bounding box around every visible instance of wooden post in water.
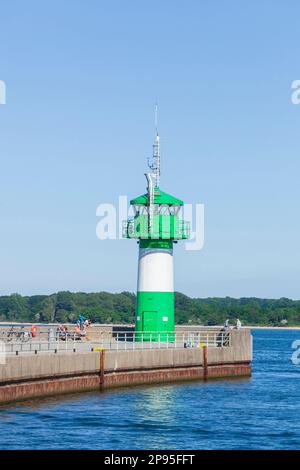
[203,345,208,381]
[100,349,105,389]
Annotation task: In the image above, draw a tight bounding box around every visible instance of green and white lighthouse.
[123,109,190,341]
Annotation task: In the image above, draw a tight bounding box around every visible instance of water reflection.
[133,385,180,422]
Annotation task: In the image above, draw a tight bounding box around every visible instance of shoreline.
[1,322,300,331]
[245,326,300,330]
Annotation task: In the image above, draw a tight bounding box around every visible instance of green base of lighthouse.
[135,291,175,342]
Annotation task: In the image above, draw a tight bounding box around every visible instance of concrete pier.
[0,329,252,405]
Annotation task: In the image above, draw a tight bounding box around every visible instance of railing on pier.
[0,329,232,355]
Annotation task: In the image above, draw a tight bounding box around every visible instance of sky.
[0,0,300,299]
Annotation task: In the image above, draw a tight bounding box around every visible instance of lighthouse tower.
[123,108,190,341]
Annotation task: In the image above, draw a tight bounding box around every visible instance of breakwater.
[0,329,252,404]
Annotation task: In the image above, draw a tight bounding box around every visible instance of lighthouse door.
[142,311,158,332]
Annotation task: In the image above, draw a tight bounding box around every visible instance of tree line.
[0,291,299,326]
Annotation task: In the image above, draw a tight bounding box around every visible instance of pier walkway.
[0,328,252,405]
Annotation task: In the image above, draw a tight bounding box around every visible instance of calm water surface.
[0,329,300,450]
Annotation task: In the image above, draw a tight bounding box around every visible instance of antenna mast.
[148,103,160,188]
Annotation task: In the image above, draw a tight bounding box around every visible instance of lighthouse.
[123,108,190,341]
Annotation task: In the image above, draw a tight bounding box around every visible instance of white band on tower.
[137,247,174,292]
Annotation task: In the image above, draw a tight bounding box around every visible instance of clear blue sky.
[0,0,300,299]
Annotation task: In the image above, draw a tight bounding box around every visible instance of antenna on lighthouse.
[148,103,160,188]
[155,102,158,135]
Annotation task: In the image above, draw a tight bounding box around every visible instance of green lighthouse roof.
[130,188,184,206]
